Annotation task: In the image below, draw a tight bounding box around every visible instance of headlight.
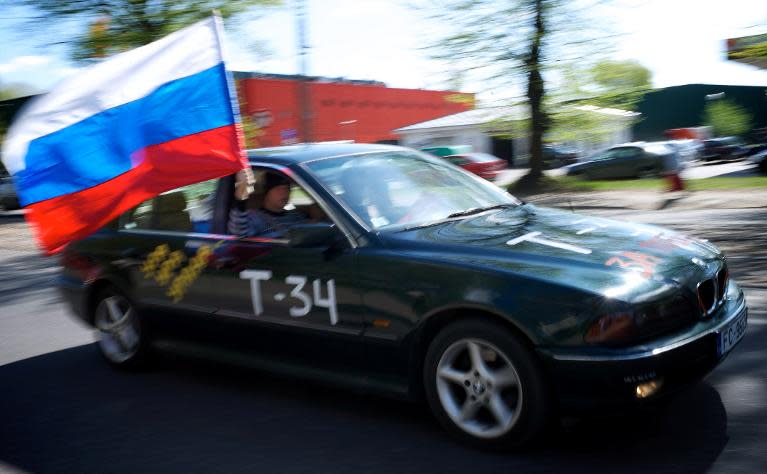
[585,296,696,345]
[584,311,638,345]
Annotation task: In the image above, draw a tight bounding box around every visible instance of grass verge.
[511,175,767,193]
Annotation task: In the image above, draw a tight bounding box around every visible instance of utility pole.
[296,0,313,143]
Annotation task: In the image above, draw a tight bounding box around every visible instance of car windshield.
[305,150,519,230]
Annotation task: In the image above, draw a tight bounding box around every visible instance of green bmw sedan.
[58,143,747,449]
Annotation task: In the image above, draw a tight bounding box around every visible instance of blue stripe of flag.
[17,63,234,206]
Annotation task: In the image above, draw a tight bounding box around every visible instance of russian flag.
[1,16,247,254]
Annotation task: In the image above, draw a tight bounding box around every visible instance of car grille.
[697,263,728,317]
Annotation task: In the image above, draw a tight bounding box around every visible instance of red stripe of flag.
[26,124,246,254]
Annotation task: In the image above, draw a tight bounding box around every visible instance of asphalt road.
[0,208,765,474]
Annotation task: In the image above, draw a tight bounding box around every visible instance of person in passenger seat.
[228,170,307,237]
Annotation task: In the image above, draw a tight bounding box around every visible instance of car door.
[117,178,224,317]
[615,147,644,177]
[587,149,619,179]
[202,167,366,371]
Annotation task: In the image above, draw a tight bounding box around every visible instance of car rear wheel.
[424,319,553,449]
[93,288,148,368]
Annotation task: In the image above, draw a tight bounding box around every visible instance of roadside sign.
[280,128,298,145]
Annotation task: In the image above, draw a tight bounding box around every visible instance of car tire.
[423,319,553,450]
[93,287,150,369]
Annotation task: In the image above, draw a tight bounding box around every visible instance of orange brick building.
[234,72,475,147]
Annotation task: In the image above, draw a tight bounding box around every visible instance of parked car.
[744,143,767,157]
[59,143,747,449]
[543,145,579,168]
[564,143,679,180]
[747,148,767,174]
[664,139,703,162]
[0,175,20,210]
[420,145,472,157]
[442,152,508,180]
[701,137,748,162]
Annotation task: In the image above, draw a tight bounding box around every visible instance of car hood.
[386,204,722,297]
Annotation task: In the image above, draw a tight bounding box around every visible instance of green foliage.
[420,0,616,178]
[703,99,753,137]
[547,105,627,145]
[590,60,651,94]
[19,0,281,61]
[586,60,652,111]
[545,60,650,145]
[554,60,652,110]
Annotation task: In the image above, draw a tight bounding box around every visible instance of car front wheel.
[423,319,553,449]
[93,288,148,368]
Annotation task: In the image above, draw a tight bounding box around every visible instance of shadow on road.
[0,252,60,306]
[659,221,767,289]
[0,344,733,474]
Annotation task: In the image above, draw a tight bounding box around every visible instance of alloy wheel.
[94,294,140,364]
[435,338,523,439]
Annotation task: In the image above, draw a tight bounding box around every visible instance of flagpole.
[211,10,252,198]
[211,11,246,150]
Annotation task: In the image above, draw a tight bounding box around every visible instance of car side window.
[593,150,616,161]
[288,177,330,224]
[181,179,218,233]
[120,178,219,233]
[609,148,640,159]
[227,167,330,238]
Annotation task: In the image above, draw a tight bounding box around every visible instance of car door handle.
[121,247,143,259]
[113,247,145,269]
[212,256,239,269]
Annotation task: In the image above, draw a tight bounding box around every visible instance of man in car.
[229,170,307,237]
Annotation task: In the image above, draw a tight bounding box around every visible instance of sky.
[1,0,766,103]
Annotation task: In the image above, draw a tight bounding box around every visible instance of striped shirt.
[228,207,307,238]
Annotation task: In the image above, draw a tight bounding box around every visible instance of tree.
[704,99,753,137]
[586,60,652,110]
[1,80,39,147]
[16,0,281,62]
[546,60,650,145]
[421,0,613,185]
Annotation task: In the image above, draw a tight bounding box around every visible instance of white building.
[394,105,639,166]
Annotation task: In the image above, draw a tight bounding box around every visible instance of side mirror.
[288,223,339,248]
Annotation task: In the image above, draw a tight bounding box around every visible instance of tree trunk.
[527,0,546,180]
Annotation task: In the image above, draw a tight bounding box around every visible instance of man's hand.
[234,168,255,201]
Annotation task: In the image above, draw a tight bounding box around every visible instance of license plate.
[717,311,747,358]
